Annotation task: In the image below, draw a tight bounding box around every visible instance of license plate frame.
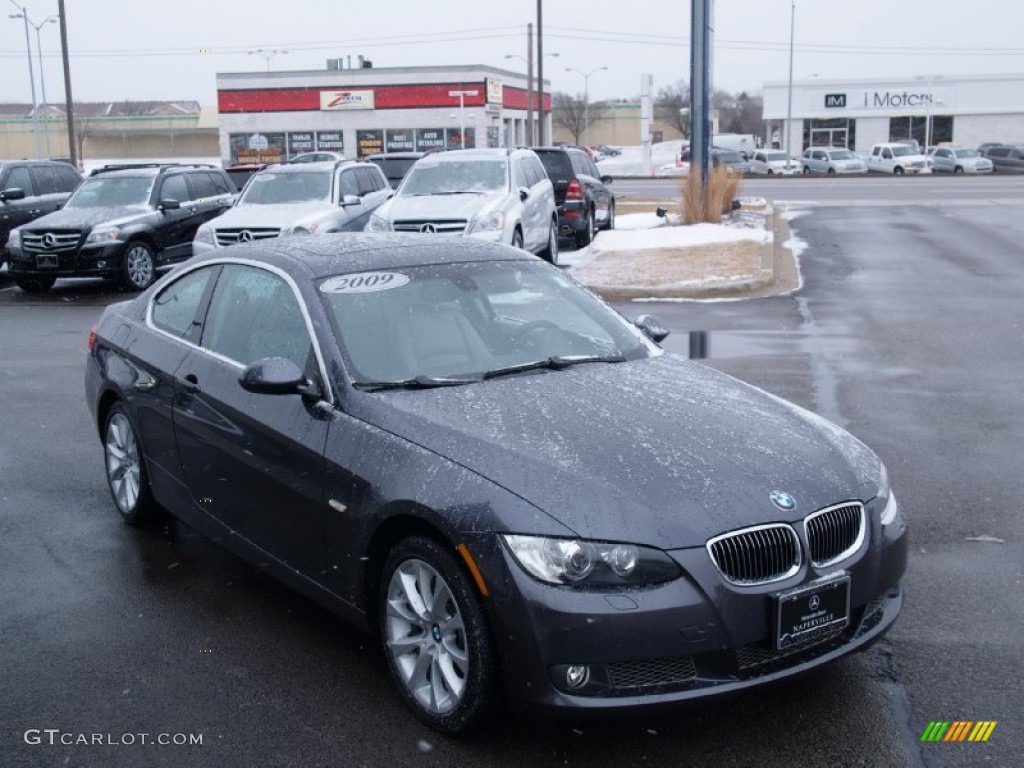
[774,572,850,651]
[35,254,59,269]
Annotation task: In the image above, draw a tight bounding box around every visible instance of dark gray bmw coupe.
[85,234,907,733]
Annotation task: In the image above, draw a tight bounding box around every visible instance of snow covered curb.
[571,205,781,301]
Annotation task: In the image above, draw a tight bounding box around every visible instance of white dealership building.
[763,74,1024,153]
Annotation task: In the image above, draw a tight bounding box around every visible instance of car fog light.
[566,665,590,689]
[96,261,107,268]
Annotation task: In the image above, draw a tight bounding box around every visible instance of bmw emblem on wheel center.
[770,490,796,511]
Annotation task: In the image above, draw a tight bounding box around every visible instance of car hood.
[351,354,882,549]
[383,192,506,222]
[210,202,336,229]
[21,205,150,231]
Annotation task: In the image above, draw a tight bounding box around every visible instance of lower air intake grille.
[607,656,696,691]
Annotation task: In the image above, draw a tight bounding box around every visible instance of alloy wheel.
[125,244,155,289]
[106,412,141,514]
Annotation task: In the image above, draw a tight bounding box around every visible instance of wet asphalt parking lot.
[1,177,1022,767]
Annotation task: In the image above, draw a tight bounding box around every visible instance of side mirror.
[518,186,530,202]
[634,314,670,343]
[601,175,613,184]
[159,199,181,211]
[340,194,361,206]
[0,187,26,202]
[239,357,320,397]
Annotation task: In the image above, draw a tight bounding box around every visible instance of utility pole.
[32,15,58,157]
[785,0,795,160]
[9,0,41,158]
[526,23,534,145]
[690,0,713,194]
[58,0,75,167]
[536,0,545,145]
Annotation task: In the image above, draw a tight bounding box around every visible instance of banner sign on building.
[320,90,375,111]
[415,128,446,151]
[230,132,286,164]
[385,129,415,152]
[485,78,503,105]
[356,129,384,158]
[316,131,344,151]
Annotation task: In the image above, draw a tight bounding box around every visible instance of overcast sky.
[1,0,1021,106]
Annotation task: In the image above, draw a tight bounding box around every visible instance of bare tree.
[655,81,690,138]
[552,92,610,145]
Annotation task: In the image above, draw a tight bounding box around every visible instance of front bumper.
[7,240,125,278]
[466,502,908,716]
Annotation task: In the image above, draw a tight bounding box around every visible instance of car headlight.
[85,225,121,245]
[502,534,681,587]
[194,225,214,245]
[6,228,20,248]
[876,464,902,526]
[468,210,504,234]
[288,224,317,235]
[365,213,391,232]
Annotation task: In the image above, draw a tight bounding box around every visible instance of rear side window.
[5,166,33,195]
[55,165,82,191]
[534,151,572,181]
[524,155,547,187]
[186,172,218,200]
[160,174,189,202]
[151,267,215,340]
[355,167,383,194]
[986,147,1009,157]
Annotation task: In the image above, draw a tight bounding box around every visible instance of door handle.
[177,373,201,394]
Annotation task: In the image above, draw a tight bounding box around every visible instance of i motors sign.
[320,90,375,110]
[824,93,846,108]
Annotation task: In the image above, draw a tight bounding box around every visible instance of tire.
[767,169,774,175]
[954,166,964,174]
[103,402,160,525]
[539,219,560,266]
[803,166,811,175]
[574,207,595,248]
[15,276,56,293]
[604,200,615,231]
[380,536,497,734]
[827,167,836,175]
[511,229,524,250]
[121,241,156,291]
[894,166,904,175]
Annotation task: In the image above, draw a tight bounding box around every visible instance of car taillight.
[565,179,584,200]
[88,327,97,351]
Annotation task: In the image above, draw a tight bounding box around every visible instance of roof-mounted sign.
[320,90,375,111]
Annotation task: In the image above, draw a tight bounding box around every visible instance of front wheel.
[954,166,964,174]
[380,536,497,734]
[893,166,905,175]
[15,276,56,293]
[122,241,156,291]
[827,167,836,175]
[803,166,811,175]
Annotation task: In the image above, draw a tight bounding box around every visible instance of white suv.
[365,148,560,264]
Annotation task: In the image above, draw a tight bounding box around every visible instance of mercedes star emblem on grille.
[419,223,437,234]
[238,230,254,243]
[770,490,796,511]
[42,233,57,249]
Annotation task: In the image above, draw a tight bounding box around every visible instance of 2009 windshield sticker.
[320,272,410,294]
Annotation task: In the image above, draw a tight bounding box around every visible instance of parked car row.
[3,145,616,292]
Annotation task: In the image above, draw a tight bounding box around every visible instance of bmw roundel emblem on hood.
[770,491,796,511]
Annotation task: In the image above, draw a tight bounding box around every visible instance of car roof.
[427,149,511,161]
[258,161,348,173]
[365,152,424,160]
[185,234,536,279]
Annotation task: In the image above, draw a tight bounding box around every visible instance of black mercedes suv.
[0,160,83,268]
[5,163,234,292]
[531,146,614,248]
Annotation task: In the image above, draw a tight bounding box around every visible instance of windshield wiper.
[482,354,626,380]
[353,375,480,392]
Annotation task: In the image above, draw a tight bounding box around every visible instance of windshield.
[716,151,744,163]
[954,149,979,158]
[65,176,153,208]
[891,146,916,157]
[319,260,657,385]
[828,150,856,160]
[371,157,419,184]
[238,171,332,204]
[763,152,790,162]
[399,159,508,195]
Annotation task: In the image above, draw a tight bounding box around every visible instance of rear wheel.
[954,166,964,174]
[539,219,560,266]
[104,402,160,525]
[894,166,905,175]
[122,241,156,291]
[380,536,497,734]
[827,167,836,175]
[15,276,56,293]
[803,166,811,175]
[511,228,524,250]
[604,200,615,231]
[574,207,595,248]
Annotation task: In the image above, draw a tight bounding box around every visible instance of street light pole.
[566,66,607,146]
[31,14,58,157]
[448,90,479,150]
[9,0,41,158]
[247,49,288,71]
[785,0,795,159]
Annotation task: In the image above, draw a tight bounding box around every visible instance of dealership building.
[216,63,550,165]
[763,74,1024,153]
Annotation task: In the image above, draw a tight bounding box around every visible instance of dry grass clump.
[682,165,742,224]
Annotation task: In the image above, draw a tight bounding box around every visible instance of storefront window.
[802,118,856,150]
[889,116,953,147]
